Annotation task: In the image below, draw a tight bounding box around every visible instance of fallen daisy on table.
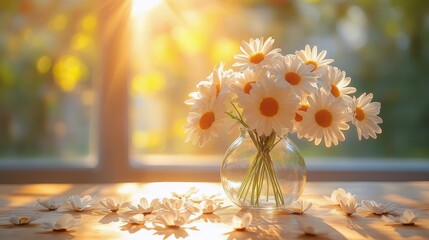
[9,213,40,225]
[339,195,357,216]
[191,193,223,204]
[129,197,160,215]
[127,213,156,225]
[324,188,355,205]
[172,186,199,200]
[37,199,63,211]
[68,195,98,212]
[41,214,78,231]
[200,199,229,214]
[286,200,312,214]
[161,198,200,214]
[232,212,252,230]
[152,209,195,228]
[100,198,131,212]
[358,200,398,215]
[382,209,418,225]
[296,218,325,236]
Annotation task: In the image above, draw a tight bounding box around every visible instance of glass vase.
[220,129,306,210]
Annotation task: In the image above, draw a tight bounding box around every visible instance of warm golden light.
[131,0,162,17]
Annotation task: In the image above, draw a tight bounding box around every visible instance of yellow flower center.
[260,97,279,117]
[306,60,318,72]
[243,81,256,94]
[315,109,332,127]
[285,72,301,85]
[250,52,265,64]
[199,111,215,130]
[19,217,29,224]
[355,107,365,121]
[295,104,309,122]
[330,84,340,98]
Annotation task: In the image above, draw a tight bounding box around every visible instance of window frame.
[0,0,428,184]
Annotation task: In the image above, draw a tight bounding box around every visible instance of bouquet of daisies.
[185,37,382,206]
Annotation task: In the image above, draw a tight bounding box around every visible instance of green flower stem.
[227,102,285,207]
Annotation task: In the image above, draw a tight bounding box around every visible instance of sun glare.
[131,0,162,17]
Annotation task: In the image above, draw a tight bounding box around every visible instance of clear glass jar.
[221,129,306,210]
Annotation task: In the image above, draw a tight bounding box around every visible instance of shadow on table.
[152,226,199,240]
[37,229,76,239]
[392,224,427,238]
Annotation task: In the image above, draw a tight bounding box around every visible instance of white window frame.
[0,0,428,183]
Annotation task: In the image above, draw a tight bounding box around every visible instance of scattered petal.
[127,213,155,225]
[358,200,398,215]
[296,218,326,236]
[339,195,357,216]
[41,214,78,231]
[200,200,230,214]
[324,188,355,205]
[37,199,63,210]
[68,195,98,212]
[286,200,312,214]
[172,187,199,200]
[232,212,252,230]
[100,198,131,212]
[153,209,195,228]
[382,209,418,225]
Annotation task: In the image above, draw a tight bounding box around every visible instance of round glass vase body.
[221,129,306,210]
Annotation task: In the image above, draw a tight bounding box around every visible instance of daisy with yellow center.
[300,90,351,147]
[295,45,334,76]
[350,93,382,140]
[185,63,232,111]
[185,96,227,147]
[233,37,281,70]
[237,76,299,136]
[292,94,311,139]
[320,66,356,103]
[229,68,265,97]
[271,55,317,95]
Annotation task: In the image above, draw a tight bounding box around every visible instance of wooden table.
[0,182,428,239]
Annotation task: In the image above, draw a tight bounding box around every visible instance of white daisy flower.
[100,198,131,212]
[296,218,326,236]
[41,214,78,231]
[127,213,155,225]
[237,76,299,136]
[153,209,194,228]
[200,200,229,214]
[295,44,334,75]
[323,188,355,205]
[300,90,351,147]
[339,194,357,216]
[271,54,317,95]
[358,200,397,215]
[382,209,418,225]
[185,63,232,111]
[319,66,356,102]
[129,197,161,215]
[185,95,228,147]
[172,186,199,200]
[231,211,252,230]
[350,93,383,140]
[9,213,40,225]
[37,199,62,211]
[233,37,281,70]
[229,68,265,97]
[67,195,98,212]
[286,200,312,214]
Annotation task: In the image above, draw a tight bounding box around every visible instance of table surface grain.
[0,182,428,240]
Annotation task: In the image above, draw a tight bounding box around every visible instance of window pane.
[0,1,98,165]
[129,0,429,162]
